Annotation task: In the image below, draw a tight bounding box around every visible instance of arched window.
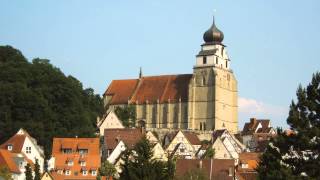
[203,122,206,131]
[216,57,218,64]
[226,61,228,68]
[203,56,207,64]
[200,122,202,130]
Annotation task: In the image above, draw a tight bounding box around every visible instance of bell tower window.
[226,61,228,68]
[203,56,207,64]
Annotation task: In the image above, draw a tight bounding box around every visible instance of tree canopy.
[0,45,103,157]
[119,137,174,180]
[257,72,320,180]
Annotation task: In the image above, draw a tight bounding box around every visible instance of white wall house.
[97,111,124,136]
[0,128,45,173]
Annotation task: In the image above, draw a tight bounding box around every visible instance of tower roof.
[203,16,224,44]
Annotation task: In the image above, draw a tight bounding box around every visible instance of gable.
[99,111,124,129]
[212,138,232,159]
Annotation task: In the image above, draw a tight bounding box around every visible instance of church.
[103,17,238,134]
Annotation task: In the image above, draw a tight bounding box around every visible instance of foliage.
[0,46,104,157]
[203,147,215,159]
[25,163,33,180]
[114,105,136,127]
[119,137,174,180]
[34,159,41,180]
[99,161,117,177]
[257,72,320,180]
[0,165,13,180]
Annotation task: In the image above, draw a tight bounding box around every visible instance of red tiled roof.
[183,132,201,145]
[242,118,271,135]
[236,171,258,180]
[51,138,100,180]
[104,74,192,105]
[175,159,234,180]
[104,128,143,150]
[104,79,139,105]
[0,149,20,173]
[239,152,260,170]
[0,134,26,153]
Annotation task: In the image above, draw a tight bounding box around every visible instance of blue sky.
[1,0,319,129]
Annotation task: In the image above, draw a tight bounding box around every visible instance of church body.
[103,18,238,133]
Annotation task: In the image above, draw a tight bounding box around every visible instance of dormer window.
[78,149,88,155]
[241,163,248,169]
[80,161,86,166]
[82,170,88,176]
[91,170,97,176]
[62,148,72,154]
[7,144,12,151]
[65,170,71,176]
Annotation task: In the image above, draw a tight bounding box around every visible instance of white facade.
[107,141,126,164]
[98,111,124,136]
[165,131,198,159]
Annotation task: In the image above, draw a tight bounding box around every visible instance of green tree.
[203,147,215,159]
[34,159,41,180]
[114,105,136,127]
[25,163,33,180]
[119,137,173,180]
[99,161,117,178]
[0,165,13,180]
[0,46,103,157]
[257,72,320,180]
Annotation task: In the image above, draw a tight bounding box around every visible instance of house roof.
[0,149,20,173]
[0,134,26,153]
[239,152,260,170]
[104,79,139,104]
[236,171,258,180]
[104,74,192,105]
[242,118,271,135]
[104,128,143,150]
[175,159,234,180]
[183,132,201,145]
[51,138,100,180]
[212,129,227,143]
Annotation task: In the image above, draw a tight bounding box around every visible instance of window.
[82,170,88,176]
[80,161,86,166]
[203,122,206,131]
[57,170,63,174]
[203,56,207,64]
[65,170,71,176]
[7,145,12,151]
[216,57,218,64]
[200,122,202,131]
[241,163,248,169]
[91,170,97,176]
[78,149,88,155]
[180,148,185,153]
[67,160,73,166]
[26,147,31,154]
[226,61,228,68]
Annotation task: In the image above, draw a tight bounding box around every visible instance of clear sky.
[1,0,319,129]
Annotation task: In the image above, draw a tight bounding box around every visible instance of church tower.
[188,17,238,133]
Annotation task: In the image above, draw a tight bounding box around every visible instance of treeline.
[0,45,104,157]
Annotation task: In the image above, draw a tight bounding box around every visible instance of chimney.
[250,118,257,124]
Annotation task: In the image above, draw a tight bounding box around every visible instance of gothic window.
[152,106,157,127]
[173,105,178,123]
[162,105,167,128]
[203,122,206,130]
[216,57,218,64]
[200,122,202,130]
[203,56,207,64]
[226,61,228,68]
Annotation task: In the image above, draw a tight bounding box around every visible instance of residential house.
[164,131,201,159]
[241,118,276,152]
[41,172,54,180]
[175,159,235,180]
[0,149,34,180]
[97,111,124,136]
[146,131,159,144]
[211,129,246,164]
[0,128,45,173]
[236,152,260,180]
[49,138,100,180]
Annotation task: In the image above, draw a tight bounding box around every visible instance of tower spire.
[139,67,143,79]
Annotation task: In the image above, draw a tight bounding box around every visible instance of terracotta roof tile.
[104,79,139,105]
[0,149,20,173]
[175,159,234,179]
[183,132,201,145]
[104,74,192,105]
[239,152,260,170]
[242,118,271,135]
[0,134,26,153]
[51,138,100,180]
[104,128,143,150]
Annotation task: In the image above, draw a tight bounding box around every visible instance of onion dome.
[203,16,224,44]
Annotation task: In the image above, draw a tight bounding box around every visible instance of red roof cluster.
[104,74,192,105]
[242,118,272,135]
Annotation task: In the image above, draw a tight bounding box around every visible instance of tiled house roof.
[242,118,272,135]
[104,128,143,150]
[104,74,192,105]
[0,149,20,173]
[238,152,260,170]
[51,138,100,180]
[0,134,26,153]
[175,159,235,180]
[183,132,201,145]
